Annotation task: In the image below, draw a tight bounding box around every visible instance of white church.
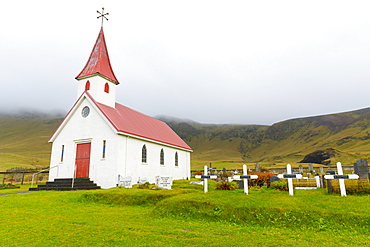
[47,27,192,189]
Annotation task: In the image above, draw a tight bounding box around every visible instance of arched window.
[175,152,178,167]
[61,145,65,162]
[85,81,90,91]
[102,140,106,159]
[160,149,164,165]
[104,83,109,93]
[142,145,147,163]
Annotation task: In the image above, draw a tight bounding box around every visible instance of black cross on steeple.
[97,7,109,27]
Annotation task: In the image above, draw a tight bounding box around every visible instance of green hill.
[0,112,63,171]
[159,107,370,167]
[2,107,370,171]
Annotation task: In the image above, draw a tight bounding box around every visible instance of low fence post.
[327,179,333,194]
[321,175,326,188]
[315,176,321,188]
[21,172,25,185]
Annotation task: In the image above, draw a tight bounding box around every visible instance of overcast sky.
[2,1,370,125]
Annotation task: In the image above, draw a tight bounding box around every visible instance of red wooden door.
[75,143,91,178]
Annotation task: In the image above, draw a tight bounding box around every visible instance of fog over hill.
[0,109,66,118]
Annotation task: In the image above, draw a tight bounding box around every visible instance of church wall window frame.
[60,145,65,163]
[175,152,178,167]
[85,80,90,91]
[102,140,106,159]
[141,144,147,164]
[160,148,165,166]
[104,83,109,93]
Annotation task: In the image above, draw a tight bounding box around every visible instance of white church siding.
[49,97,119,188]
[117,137,191,184]
[49,95,192,188]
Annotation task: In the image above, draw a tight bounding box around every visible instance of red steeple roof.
[76,27,119,84]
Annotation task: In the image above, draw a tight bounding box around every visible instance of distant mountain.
[2,107,370,171]
[159,107,370,165]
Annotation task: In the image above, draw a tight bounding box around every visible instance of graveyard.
[0,180,369,246]
[1,161,369,246]
[0,146,369,246]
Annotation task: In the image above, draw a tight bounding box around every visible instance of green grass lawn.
[0,181,368,246]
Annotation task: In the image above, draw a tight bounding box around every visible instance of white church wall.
[49,96,191,189]
[49,97,119,188]
[119,136,191,184]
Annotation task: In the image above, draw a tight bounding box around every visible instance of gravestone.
[354,159,369,179]
[299,165,303,173]
[255,163,261,173]
[235,180,244,189]
[270,176,280,183]
[139,177,148,184]
[158,176,173,189]
[119,176,132,188]
[308,163,314,172]
[319,167,324,174]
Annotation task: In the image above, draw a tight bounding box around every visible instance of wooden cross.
[97,7,109,27]
[195,165,217,193]
[233,164,258,195]
[278,164,303,196]
[324,162,359,196]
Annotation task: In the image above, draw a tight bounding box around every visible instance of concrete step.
[29,178,101,191]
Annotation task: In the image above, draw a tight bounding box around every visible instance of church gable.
[49,92,116,143]
[50,92,191,152]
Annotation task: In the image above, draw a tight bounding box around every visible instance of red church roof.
[76,27,119,84]
[95,100,192,151]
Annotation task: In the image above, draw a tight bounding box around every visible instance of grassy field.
[0,181,368,246]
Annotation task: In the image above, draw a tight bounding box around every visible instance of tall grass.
[0,181,368,246]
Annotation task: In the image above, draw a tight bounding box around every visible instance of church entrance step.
[29,178,101,191]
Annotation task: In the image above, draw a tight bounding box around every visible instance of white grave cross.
[195,165,217,193]
[232,164,258,195]
[277,164,303,196]
[324,162,359,197]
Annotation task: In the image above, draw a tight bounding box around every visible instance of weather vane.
[97,7,109,27]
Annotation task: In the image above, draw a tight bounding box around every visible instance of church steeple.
[76,27,119,84]
[75,27,119,108]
